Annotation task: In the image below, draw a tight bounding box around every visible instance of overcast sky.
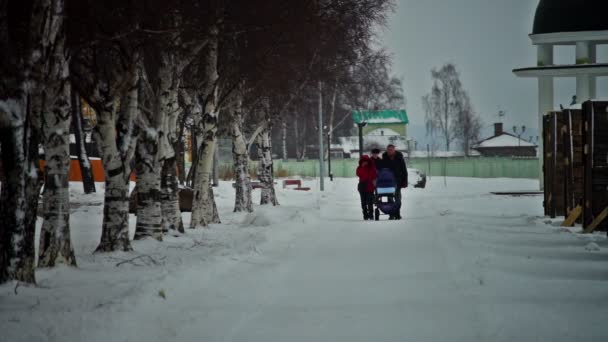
[382,0,608,134]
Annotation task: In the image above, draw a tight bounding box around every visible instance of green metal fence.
[220,157,540,179]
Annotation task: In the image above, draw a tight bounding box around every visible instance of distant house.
[474,123,537,157]
[352,109,409,138]
[335,110,409,158]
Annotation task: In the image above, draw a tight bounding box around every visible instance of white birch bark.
[1,0,71,280]
[155,34,208,233]
[159,80,184,233]
[38,0,77,267]
[281,118,288,161]
[294,117,300,159]
[190,25,221,228]
[134,125,163,240]
[231,94,253,212]
[212,143,219,187]
[300,120,308,161]
[93,78,138,252]
[0,96,41,284]
[257,116,279,206]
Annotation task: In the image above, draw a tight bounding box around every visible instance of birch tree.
[230,89,253,212]
[0,0,77,282]
[69,0,141,251]
[423,64,462,152]
[454,92,482,156]
[190,24,221,228]
[256,103,279,206]
[37,0,77,268]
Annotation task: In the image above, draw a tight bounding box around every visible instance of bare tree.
[423,64,464,152]
[454,94,482,156]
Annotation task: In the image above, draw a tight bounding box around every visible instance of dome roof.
[533,0,608,35]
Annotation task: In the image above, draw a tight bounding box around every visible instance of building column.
[576,41,595,101]
[538,44,554,190]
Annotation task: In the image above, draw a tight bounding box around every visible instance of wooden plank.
[562,205,582,227]
[543,114,554,217]
[584,206,608,233]
[582,102,594,229]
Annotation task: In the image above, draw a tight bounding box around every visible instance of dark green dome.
[533,0,608,35]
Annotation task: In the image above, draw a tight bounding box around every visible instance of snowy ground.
[1,177,607,342]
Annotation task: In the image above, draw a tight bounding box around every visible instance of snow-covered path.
[2,178,607,342]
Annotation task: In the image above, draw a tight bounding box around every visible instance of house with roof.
[474,123,537,157]
[352,110,409,137]
[336,110,409,157]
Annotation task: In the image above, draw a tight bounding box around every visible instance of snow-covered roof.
[475,133,536,148]
[352,110,409,124]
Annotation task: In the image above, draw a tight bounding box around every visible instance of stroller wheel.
[374,208,380,221]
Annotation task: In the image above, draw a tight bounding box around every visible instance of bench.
[283,179,310,191]
[283,179,302,188]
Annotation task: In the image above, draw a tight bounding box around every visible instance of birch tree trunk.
[161,156,184,232]
[0,0,68,282]
[257,120,279,206]
[281,118,288,161]
[191,133,218,227]
[176,113,187,185]
[299,119,308,161]
[71,90,95,194]
[0,97,41,284]
[231,96,253,213]
[186,127,196,187]
[38,5,77,267]
[159,75,184,234]
[38,76,76,267]
[212,143,219,187]
[190,25,221,228]
[294,117,300,160]
[133,127,163,241]
[93,80,138,252]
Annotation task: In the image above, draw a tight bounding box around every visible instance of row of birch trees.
[0,0,395,284]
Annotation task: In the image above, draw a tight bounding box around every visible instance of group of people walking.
[356,144,408,221]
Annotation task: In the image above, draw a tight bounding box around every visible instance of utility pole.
[357,122,367,157]
[318,81,324,191]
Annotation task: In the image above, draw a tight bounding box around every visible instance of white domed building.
[513,0,608,187]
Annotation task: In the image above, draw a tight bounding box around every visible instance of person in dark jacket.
[381,144,408,220]
[356,155,377,220]
[370,148,384,170]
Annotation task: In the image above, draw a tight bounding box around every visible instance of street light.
[513,125,526,148]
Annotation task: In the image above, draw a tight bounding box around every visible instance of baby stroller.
[374,168,400,221]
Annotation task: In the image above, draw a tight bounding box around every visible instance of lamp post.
[513,125,526,148]
[356,122,367,157]
[318,81,324,191]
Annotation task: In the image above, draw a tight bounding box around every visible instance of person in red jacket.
[356,155,378,220]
